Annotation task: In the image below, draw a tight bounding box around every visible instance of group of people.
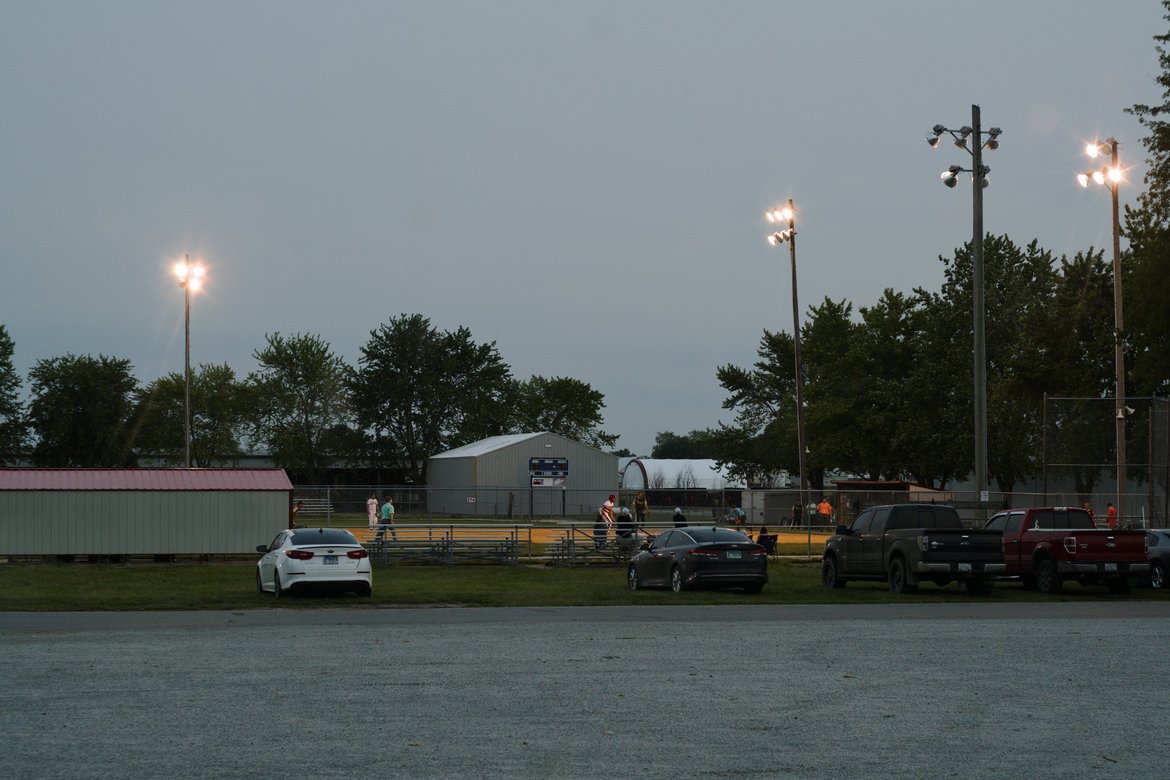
[592,494,778,553]
[367,493,397,540]
[594,492,656,548]
[1083,500,1120,529]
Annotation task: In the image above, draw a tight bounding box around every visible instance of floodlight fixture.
[1076,134,1127,523]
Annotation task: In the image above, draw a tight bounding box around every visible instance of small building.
[829,479,955,523]
[0,468,294,557]
[427,432,617,518]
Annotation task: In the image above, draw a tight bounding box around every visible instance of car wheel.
[627,565,640,591]
[256,568,264,594]
[273,571,284,598]
[670,565,683,593]
[1034,558,1062,594]
[822,556,846,589]
[1151,561,1166,590]
[888,557,916,594]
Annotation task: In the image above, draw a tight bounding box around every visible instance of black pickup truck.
[822,503,1005,594]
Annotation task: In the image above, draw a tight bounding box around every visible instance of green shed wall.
[0,491,290,555]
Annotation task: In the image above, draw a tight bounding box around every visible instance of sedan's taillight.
[347,549,369,559]
[687,547,720,558]
[285,549,314,560]
[747,548,768,557]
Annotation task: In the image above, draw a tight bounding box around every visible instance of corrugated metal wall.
[0,491,290,555]
[427,433,617,518]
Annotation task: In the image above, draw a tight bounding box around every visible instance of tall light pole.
[1078,138,1126,522]
[174,256,205,468]
[766,200,807,538]
[928,106,1002,515]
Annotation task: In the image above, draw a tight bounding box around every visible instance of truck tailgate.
[920,529,1002,559]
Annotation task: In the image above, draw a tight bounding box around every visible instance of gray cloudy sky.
[1,1,1163,454]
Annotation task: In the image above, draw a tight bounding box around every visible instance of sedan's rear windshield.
[291,529,358,546]
[687,528,751,543]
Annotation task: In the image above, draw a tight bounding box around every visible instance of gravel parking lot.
[2,603,1168,779]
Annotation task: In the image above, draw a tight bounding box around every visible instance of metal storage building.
[427,432,617,518]
[0,468,294,557]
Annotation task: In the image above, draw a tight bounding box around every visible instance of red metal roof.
[0,468,293,492]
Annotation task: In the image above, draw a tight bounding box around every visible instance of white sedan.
[256,527,373,597]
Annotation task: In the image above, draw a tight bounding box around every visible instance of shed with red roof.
[0,468,293,557]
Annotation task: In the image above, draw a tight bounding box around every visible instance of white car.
[256,527,373,597]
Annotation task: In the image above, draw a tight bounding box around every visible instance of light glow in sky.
[0,1,1161,454]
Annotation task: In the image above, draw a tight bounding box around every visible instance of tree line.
[658,6,1170,497]
[0,314,615,483]
[4,4,1169,490]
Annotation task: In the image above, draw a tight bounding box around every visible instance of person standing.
[817,497,833,525]
[1106,502,1118,529]
[601,494,615,529]
[366,493,379,530]
[292,500,304,527]
[595,494,615,547]
[673,507,687,528]
[634,492,650,526]
[379,495,397,541]
[1082,501,1095,525]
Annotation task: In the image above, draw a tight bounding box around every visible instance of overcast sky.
[1,1,1163,455]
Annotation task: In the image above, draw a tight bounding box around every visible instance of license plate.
[1104,563,1117,572]
[726,550,742,559]
[958,563,972,573]
[323,555,338,565]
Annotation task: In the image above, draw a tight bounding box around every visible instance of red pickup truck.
[984,507,1148,594]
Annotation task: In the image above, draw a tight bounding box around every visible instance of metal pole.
[183,253,191,469]
[785,199,809,554]
[971,105,988,517]
[1110,139,1126,523]
[1042,392,1048,504]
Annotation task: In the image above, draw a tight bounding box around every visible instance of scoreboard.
[528,457,569,477]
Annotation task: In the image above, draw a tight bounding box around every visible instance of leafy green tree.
[509,375,616,449]
[901,287,973,488]
[351,314,513,482]
[1040,250,1116,497]
[650,430,710,459]
[249,333,354,484]
[0,325,26,464]
[708,329,801,487]
[27,354,138,466]
[132,364,253,466]
[849,289,949,484]
[1125,0,1170,398]
[933,235,1059,496]
[799,298,861,490]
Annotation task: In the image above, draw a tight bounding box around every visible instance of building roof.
[431,432,599,459]
[0,468,293,492]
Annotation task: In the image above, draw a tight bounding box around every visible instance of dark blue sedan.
[628,526,768,593]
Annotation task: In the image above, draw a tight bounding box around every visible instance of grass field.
[1,557,1166,611]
